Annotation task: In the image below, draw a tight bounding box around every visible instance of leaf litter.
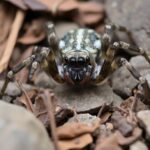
[0,0,150,150]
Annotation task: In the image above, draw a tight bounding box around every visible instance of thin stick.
[0,9,25,73]
[131,90,141,112]
[97,103,106,117]
[17,81,34,113]
[42,90,59,150]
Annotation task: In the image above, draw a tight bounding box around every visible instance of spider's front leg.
[92,44,116,84]
[104,23,150,62]
[92,24,120,84]
[0,46,50,98]
[112,57,150,103]
[46,22,62,66]
[112,41,150,64]
[110,41,150,102]
[45,22,65,82]
[104,23,136,45]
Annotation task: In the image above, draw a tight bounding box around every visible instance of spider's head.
[63,50,93,84]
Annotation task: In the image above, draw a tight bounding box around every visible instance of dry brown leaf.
[6,0,47,10]
[55,0,78,13]
[0,2,15,44]
[58,133,93,150]
[96,124,113,146]
[57,119,100,139]
[19,89,38,107]
[55,105,74,125]
[73,2,104,26]
[6,0,104,26]
[95,131,123,150]
[118,127,142,146]
[100,112,112,124]
[111,111,134,137]
[6,0,27,10]
[0,2,15,61]
[96,127,142,150]
[17,18,47,44]
[34,94,49,127]
[58,1,104,26]
[0,9,25,73]
[120,96,148,112]
[34,90,59,128]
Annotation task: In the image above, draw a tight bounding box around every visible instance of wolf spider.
[0,23,150,100]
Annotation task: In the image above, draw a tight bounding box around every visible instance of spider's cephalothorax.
[59,29,103,84]
[1,22,150,100]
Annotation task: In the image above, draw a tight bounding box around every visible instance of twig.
[51,0,69,15]
[97,102,106,117]
[130,97,137,112]
[17,81,35,113]
[114,106,128,114]
[0,9,25,73]
[42,90,59,150]
[36,110,47,118]
[131,90,141,112]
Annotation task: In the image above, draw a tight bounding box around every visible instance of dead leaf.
[118,127,142,146]
[6,0,27,10]
[111,111,134,137]
[55,105,74,125]
[95,131,122,150]
[57,119,100,139]
[100,112,112,124]
[0,2,15,44]
[35,94,49,127]
[96,124,113,145]
[19,88,38,107]
[6,0,47,10]
[0,2,15,61]
[17,18,47,45]
[95,127,142,150]
[58,1,104,26]
[73,2,104,26]
[6,0,104,26]
[58,133,93,150]
[120,96,148,112]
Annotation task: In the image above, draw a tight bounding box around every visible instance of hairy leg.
[0,47,50,98]
[112,41,150,64]
[92,44,116,84]
[112,57,150,102]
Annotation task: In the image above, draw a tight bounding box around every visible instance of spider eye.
[78,57,85,65]
[69,57,76,65]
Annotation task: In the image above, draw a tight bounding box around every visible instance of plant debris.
[0,0,150,150]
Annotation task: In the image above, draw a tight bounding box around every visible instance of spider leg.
[93,25,115,83]
[45,22,62,64]
[0,54,35,98]
[105,23,135,44]
[101,23,136,55]
[112,57,150,103]
[113,41,150,64]
[110,40,150,101]
[0,46,50,98]
[28,46,50,80]
[92,44,116,84]
[95,24,116,84]
[45,22,65,83]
